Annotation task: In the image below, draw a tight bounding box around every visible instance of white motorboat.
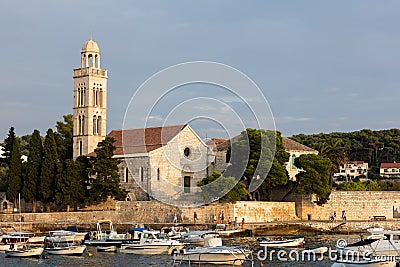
[45,230,86,244]
[5,244,44,258]
[258,237,305,248]
[84,220,126,246]
[0,231,45,248]
[340,229,400,256]
[172,233,252,266]
[119,230,184,255]
[331,258,396,267]
[180,231,219,246]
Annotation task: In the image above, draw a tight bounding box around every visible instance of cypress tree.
[2,127,16,166]
[23,130,42,212]
[39,129,58,211]
[6,139,22,205]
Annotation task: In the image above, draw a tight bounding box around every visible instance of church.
[71,39,316,205]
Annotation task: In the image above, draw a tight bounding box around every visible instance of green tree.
[294,154,332,205]
[2,127,16,165]
[89,137,127,203]
[39,129,58,210]
[55,159,85,211]
[6,139,22,205]
[23,130,42,212]
[55,114,73,161]
[76,155,92,200]
[197,172,247,203]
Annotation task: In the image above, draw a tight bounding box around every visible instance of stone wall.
[0,200,298,225]
[291,191,400,221]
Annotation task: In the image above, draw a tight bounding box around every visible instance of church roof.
[108,125,187,155]
[282,137,318,153]
[82,38,100,53]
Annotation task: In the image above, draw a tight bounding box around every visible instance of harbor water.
[0,234,363,267]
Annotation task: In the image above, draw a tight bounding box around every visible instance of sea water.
[0,234,362,267]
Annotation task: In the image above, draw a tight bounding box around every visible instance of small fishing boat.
[45,242,86,256]
[97,245,117,252]
[258,237,305,248]
[5,244,44,258]
[303,246,328,254]
[180,231,220,246]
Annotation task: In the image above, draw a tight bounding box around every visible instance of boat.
[172,232,252,266]
[45,236,86,256]
[5,243,44,258]
[97,245,117,252]
[258,237,305,248]
[340,229,400,256]
[119,229,185,255]
[180,231,219,246]
[84,220,126,246]
[1,231,45,245]
[331,258,396,267]
[303,246,328,255]
[45,230,86,244]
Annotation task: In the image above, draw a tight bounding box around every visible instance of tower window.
[157,168,160,180]
[125,167,129,183]
[79,140,83,156]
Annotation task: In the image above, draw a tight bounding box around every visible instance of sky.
[1,1,400,141]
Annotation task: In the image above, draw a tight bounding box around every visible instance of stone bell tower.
[73,38,108,159]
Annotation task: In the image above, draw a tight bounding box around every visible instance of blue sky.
[1,1,399,140]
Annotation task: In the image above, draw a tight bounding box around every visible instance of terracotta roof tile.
[89,125,187,156]
[282,137,318,153]
[380,162,400,168]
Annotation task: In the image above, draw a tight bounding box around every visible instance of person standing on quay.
[342,210,347,221]
[193,211,198,223]
[241,218,245,229]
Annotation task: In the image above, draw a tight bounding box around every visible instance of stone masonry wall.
[291,191,400,221]
[0,201,297,224]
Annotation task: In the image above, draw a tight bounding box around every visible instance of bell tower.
[73,38,108,159]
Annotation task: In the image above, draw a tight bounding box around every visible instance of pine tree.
[55,114,73,161]
[23,130,42,212]
[39,129,58,211]
[2,127,16,165]
[6,139,22,205]
[89,137,127,203]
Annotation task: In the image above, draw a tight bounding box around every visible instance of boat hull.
[119,244,184,255]
[5,247,44,258]
[45,245,86,256]
[259,237,305,248]
[173,247,251,266]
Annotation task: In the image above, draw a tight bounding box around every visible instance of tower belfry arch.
[72,38,108,159]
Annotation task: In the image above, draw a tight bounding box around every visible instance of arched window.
[157,168,160,180]
[3,201,7,210]
[93,116,97,135]
[97,116,101,135]
[125,167,129,183]
[88,54,93,68]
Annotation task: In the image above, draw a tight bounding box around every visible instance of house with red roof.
[380,162,400,178]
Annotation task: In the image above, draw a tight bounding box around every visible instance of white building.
[334,161,369,180]
[380,162,400,178]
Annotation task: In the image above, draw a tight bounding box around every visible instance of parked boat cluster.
[2,220,400,266]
